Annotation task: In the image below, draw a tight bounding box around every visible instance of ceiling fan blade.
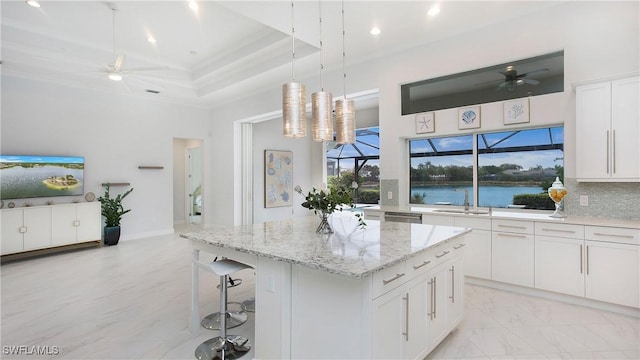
[113,53,126,71]
[522,78,540,85]
[124,75,166,91]
[520,68,549,78]
[121,66,169,73]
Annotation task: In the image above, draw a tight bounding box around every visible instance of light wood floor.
[1,225,638,359]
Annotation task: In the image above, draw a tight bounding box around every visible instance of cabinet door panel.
[492,232,534,287]
[372,287,405,359]
[576,82,611,179]
[585,241,639,308]
[535,236,584,297]
[405,276,428,360]
[23,207,52,250]
[426,265,448,350]
[76,202,101,242]
[1,209,24,254]
[51,205,77,245]
[461,229,491,279]
[611,76,640,179]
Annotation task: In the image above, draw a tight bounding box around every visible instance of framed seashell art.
[458,106,481,130]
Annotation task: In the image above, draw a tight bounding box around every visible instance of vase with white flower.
[294,184,365,234]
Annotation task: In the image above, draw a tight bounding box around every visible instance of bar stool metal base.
[194,335,251,360]
[201,302,248,330]
[240,298,255,313]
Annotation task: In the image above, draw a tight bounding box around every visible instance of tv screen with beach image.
[1,155,84,200]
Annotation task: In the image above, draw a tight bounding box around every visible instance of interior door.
[187,146,202,224]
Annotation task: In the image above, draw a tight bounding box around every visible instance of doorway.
[187,146,202,224]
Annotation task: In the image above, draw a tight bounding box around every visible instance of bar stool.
[195,259,252,360]
[199,257,248,331]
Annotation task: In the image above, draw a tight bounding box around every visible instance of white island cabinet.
[182,214,469,359]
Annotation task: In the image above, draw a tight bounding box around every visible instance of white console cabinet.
[576,75,639,181]
[1,203,101,257]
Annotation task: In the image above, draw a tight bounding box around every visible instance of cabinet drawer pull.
[427,278,434,320]
[449,266,455,303]
[612,130,616,174]
[579,244,583,274]
[496,233,527,239]
[435,250,450,258]
[19,226,27,233]
[541,228,575,234]
[433,276,437,319]
[412,260,431,270]
[586,245,590,275]
[606,130,610,174]
[382,273,405,285]
[402,294,409,341]
[592,232,634,239]
[498,224,527,230]
[453,243,466,250]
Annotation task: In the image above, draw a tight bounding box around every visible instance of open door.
[187,146,202,224]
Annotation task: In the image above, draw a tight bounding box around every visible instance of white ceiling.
[1,1,563,108]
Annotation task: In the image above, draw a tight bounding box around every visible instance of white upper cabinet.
[576,75,640,181]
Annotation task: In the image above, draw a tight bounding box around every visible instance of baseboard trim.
[466,276,640,318]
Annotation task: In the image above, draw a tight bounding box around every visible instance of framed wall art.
[415,112,435,134]
[264,150,293,208]
[458,106,481,130]
[503,98,530,125]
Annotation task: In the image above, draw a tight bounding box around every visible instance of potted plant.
[98,184,133,246]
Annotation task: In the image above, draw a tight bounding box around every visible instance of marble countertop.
[180,212,469,279]
[363,205,640,229]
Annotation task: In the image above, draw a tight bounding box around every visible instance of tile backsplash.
[564,178,640,221]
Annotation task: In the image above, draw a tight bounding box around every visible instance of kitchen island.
[181,213,470,359]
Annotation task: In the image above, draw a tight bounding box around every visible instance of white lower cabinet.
[585,239,639,308]
[52,202,101,245]
[492,219,534,287]
[455,217,491,279]
[535,223,639,308]
[1,207,52,254]
[1,203,101,256]
[372,242,465,359]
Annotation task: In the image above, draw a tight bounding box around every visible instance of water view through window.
[410,127,564,210]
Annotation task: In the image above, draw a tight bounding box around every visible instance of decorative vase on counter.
[548,177,567,218]
[316,211,333,234]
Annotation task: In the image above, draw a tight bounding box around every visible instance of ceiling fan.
[102,3,166,88]
[497,66,549,92]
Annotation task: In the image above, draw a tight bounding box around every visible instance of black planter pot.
[104,226,121,246]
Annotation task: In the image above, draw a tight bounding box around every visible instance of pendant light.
[311,0,333,142]
[335,0,355,144]
[283,0,306,138]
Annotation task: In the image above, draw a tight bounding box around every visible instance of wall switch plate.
[387,191,393,200]
[580,195,589,206]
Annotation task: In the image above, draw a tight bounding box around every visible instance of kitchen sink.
[433,209,490,215]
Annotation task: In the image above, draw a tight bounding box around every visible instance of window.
[326,127,380,204]
[409,127,564,210]
[409,135,473,206]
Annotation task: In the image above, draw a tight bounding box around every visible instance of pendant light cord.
[291,1,296,82]
[318,0,324,91]
[341,0,346,99]
[112,8,116,64]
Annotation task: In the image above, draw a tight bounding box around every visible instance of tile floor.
[1,226,638,359]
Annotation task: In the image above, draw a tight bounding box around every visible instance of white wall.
[251,119,320,223]
[211,1,639,222]
[1,76,211,240]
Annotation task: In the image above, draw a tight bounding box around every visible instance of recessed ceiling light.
[190,50,198,56]
[26,0,40,8]
[428,5,440,17]
[188,1,198,12]
[370,27,381,36]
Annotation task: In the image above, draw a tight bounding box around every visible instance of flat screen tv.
[1,155,85,200]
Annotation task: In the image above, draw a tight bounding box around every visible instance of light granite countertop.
[180,212,469,279]
[363,205,640,229]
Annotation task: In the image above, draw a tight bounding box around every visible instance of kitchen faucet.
[455,189,470,211]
